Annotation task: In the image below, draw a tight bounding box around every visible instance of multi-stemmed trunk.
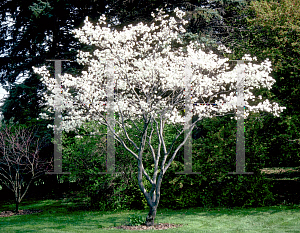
[138,164,163,227]
[14,200,20,213]
[141,172,163,226]
[145,205,157,226]
[136,116,193,227]
[13,176,34,213]
[138,165,163,227]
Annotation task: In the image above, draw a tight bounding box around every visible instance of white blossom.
[33,8,286,134]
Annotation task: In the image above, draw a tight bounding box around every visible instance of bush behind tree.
[61,119,149,211]
[61,111,276,211]
[158,113,276,210]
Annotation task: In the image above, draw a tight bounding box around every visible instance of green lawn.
[1,198,300,232]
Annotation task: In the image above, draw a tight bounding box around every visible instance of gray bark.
[145,205,157,226]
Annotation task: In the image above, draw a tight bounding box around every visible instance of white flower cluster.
[33,7,286,133]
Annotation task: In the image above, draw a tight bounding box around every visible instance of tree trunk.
[15,200,19,213]
[145,205,157,226]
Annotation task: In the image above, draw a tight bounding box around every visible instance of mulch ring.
[106,223,186,230]
[0,209,43,217]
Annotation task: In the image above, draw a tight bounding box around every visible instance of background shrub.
[159,113,276,209]
[61,113,277,211]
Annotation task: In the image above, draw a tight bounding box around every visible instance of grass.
[1,166,300,232]
[1,197,300,232]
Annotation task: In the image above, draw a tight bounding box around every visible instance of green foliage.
[126,213,145,226]
[61,118,152,211]
[159,114,276,210]
[224,0,300,167]
[62,111,277,211]
[195,173,276,208]
[0,74,48,125]
[29,0,53,18]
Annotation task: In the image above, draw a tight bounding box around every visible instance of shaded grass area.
[1,167,300,232]
[1,198,300,232]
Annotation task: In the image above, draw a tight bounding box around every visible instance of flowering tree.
[34,8,286,226]
[0,124,53,213]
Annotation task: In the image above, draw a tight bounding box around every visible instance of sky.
[0,78,27,107]
[0,87,8,104]
[0,11,12,107]
[0,11,19,108]
[0,10,33,109]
